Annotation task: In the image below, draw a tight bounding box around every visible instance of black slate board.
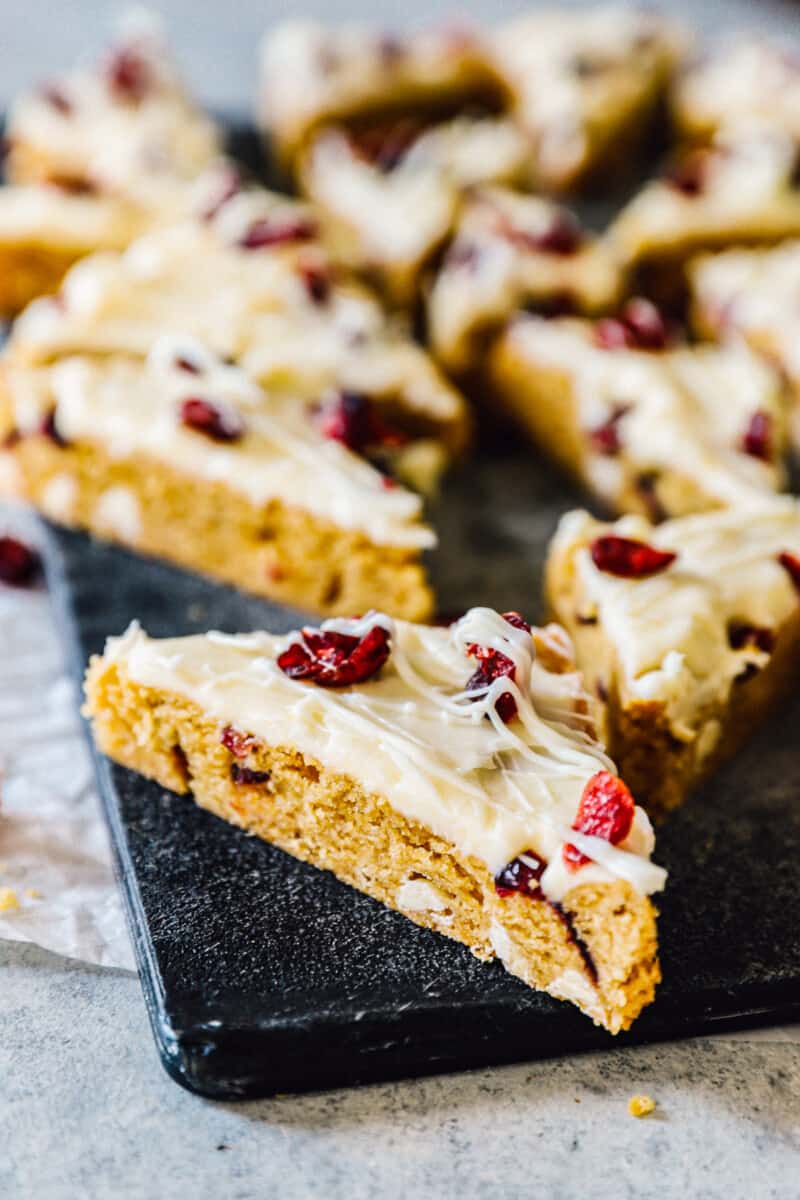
[44,423,800,1097]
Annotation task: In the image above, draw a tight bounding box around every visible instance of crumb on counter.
[0,886,20,912]
[628,1094,657,1118]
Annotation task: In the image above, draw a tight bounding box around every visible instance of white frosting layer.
[611,126,800,260]
[491,8,681,188]
[302,128,456,267]
[502,315,787,513]
[8,337,434,550]
[691,241,800,383]
[102,608,664,900]
[9,220,466,468]
[428,186,621,370]
[0,186,147,250]
[674,37,800,139]
[552,501,800,737]
[258,19,496,156]
[7,16,220,209]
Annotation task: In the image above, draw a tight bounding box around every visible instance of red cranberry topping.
[238,216,317,251]
[590,535,676,579]
[742,410,773,461]
[221,725,261,758]
[494,850,545,898]
[563,770,635,871]
[0,536,40,587]
[465,611,531,724]
[298,261,331,304]
[315,392,407,454]
[278,622,391,688]
[349,118,424,172]
[778,551,800,594]
[663,150,708,196]
[39,84,73,115]
[231,763,271,786]
[506,210,584,256]
[40,409,68,447]
[104,47,153,102]
[728,623,775,653]
[588,404,630,456]
[179,398,245,443]
[595,298,671,352]
[174,355,202,374]
[201,165,243,222]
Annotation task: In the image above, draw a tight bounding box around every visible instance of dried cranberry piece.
[221,725,261,758]
[494,850,546,898]
[742,410,772,461]
[174,354,202,374]
[0,536,40,587]
[778,551,800,594]
[278,623,391,688]
[231,763,271,786]
[508,209,584,256]
[238,216,316,250]
[595,298,671,352]
[663,150,708,196]
[590,535,676,579]
[563,770,635,870]
[104,47,152,102]
[39,84,73,115]
[201,165,243,222]
[315,392,407,455]
[179,398,245,443]
[728,623,775,653]
[298,261,331,304]
[465,611,532,724]
[40,410,68,447]
[588,404,630,455]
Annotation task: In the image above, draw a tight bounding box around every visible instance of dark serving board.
[44,423,800,1098]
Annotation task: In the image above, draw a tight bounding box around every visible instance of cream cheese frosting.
[428,186,621,370]
[6,11,220,210]
[0,185,149,251]
[691,241,800,384]
[258,19,500,161]
[673,36,800,141]
[8,220,467,471]
[102,608,665,902]
[6,336,435,550]
[491,8,682,189]
[502,314,788,512]
[610,126,800,261]
[551,501,800,738]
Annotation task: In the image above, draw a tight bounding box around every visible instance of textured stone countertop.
[2,2,800,1196]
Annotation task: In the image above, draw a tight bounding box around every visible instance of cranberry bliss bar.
[0,13,221,315]
[545,500,800,814]
[0,339,435,619]
[488,301,789,519]
[84,608,664,1032]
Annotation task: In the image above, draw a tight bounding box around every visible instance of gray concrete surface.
[2,2,800,1197]
[2,940,799,1200]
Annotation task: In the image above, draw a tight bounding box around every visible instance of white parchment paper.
[0,505,135,971]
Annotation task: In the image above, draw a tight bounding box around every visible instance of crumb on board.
[25,888,43,900]
[0,886,20,912]
[628,1094,657,1118]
